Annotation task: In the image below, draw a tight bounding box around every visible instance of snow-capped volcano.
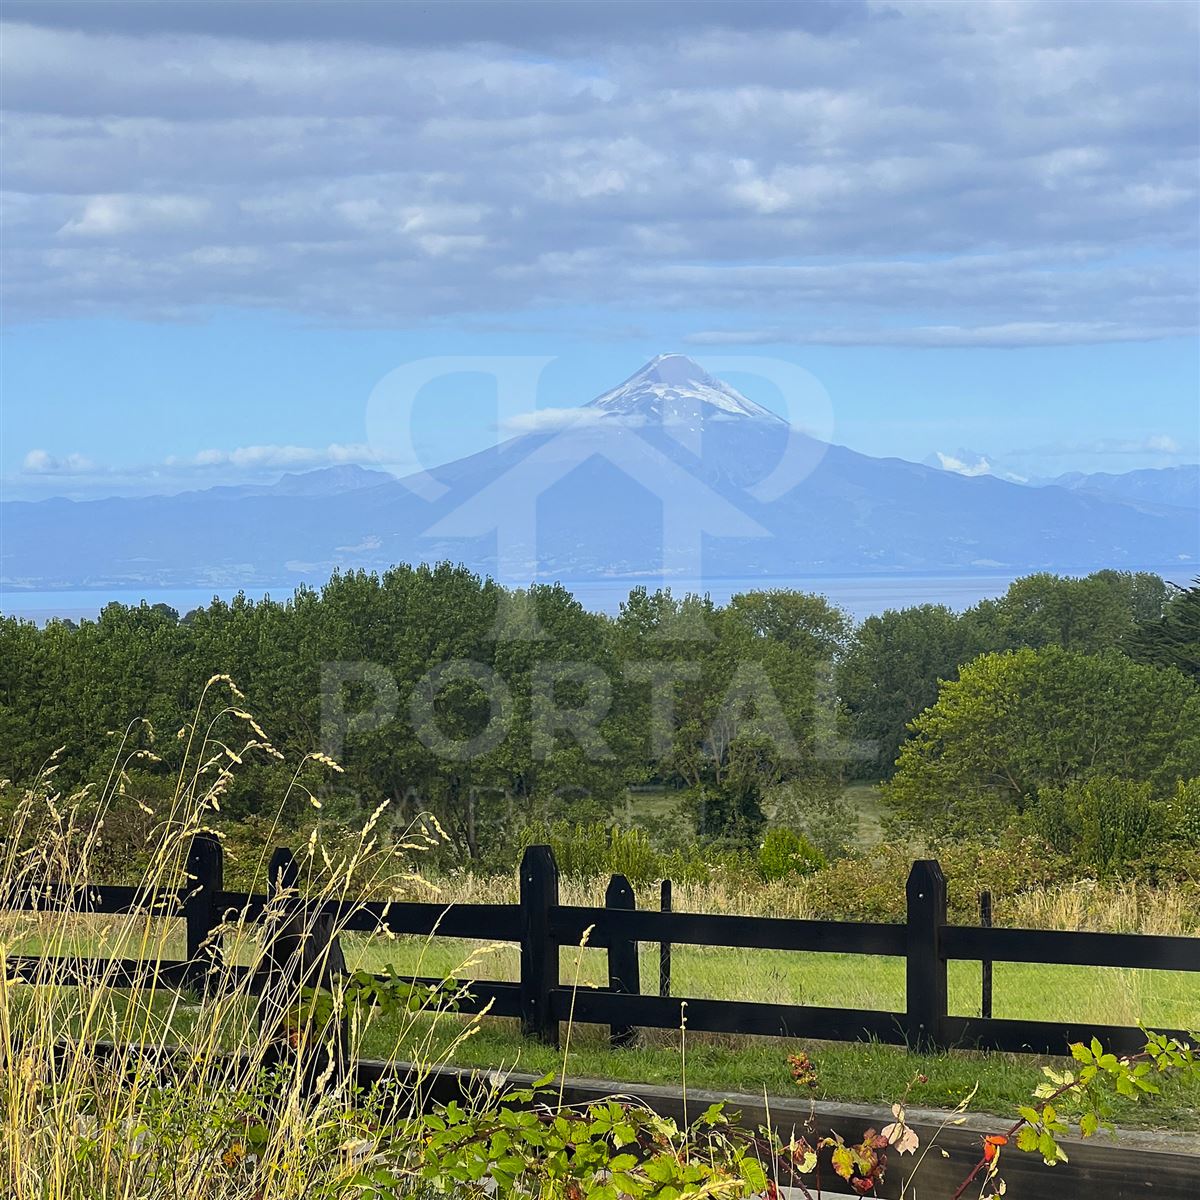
[5,355,1197,590]
[586,353,785,425]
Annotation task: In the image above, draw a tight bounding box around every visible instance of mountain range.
[2,354,1197,593]
[926,448,1199,509]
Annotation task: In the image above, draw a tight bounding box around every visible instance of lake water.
[2,567,1192,625]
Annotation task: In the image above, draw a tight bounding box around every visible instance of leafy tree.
[966,570,1169,654]
[883,647,1200,836]
[1132,577,1200,681]
[837,604,979,779]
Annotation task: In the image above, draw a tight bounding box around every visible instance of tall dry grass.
[421,869,1200,936]
[0,677,497,1200]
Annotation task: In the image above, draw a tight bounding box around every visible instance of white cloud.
[59,193,212,238]
[11,442,397,498]
[167,442,384,471]
[0,3,1195,343]
[22,448,95,473]
[686,320,1196,349]
[497,408,642,435]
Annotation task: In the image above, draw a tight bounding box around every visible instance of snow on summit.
[586,354,785,426]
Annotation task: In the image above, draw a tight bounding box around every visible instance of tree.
[837,604,978,779]
[1132,577,1200,681]
[883,647,1200,837]
[966,571,1168,654]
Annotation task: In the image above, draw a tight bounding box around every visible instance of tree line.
[1,565,1197,867]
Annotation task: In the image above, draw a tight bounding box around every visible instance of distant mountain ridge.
[1047,464,1199,510]
[926,451,1197,509]
[2,356,1196,592]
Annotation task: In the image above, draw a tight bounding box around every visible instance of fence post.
[606,873,641,1048]
[258,846,348,1094]
[269,845,299,897]
[659,878,672,999]
[183,831,223,992]
[979,890,993,1020]
[519,844,560,1046]
[905,859,947,1051]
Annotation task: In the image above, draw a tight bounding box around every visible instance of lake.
[2,567,1193,625]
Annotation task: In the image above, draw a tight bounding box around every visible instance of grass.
[12,907,1195,1130]
[336,932,1200,1129]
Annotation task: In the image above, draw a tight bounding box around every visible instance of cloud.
[59,194,212,237]
[686,321,1197,348]
[22,449,95,474]
[11,442,396,498]
[168,443,379,470]
[0,2,1196,343]
[497,408,644,435]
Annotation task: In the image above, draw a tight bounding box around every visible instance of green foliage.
[518,821,662,885]
[837,603,978,779]
[1132,577,1200,681]
[800,836,1069,923]
[766,778,855,860]
[0,571,855,858]
[837,571,1171,781]
[613,587,848,841]
[409,1082,784,1200]
[967,570,1170,656]
[883,646,1200,838]
[1030,777,1163,875]
[757,826,825,881]
[1163,777,1200,847]
[995,1030,1200,1183]
[514,819,757,887]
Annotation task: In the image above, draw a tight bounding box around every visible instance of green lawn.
[346,934,1200,1031]
[9,900,1198,1132]
[342,932,1200,1130]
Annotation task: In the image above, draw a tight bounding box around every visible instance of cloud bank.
[1,1,1196,345]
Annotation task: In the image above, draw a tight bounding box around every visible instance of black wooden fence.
[6,838,1199,1057]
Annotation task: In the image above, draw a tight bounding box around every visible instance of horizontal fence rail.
[941,925,1200,972]
[1,882,187,915]
[4,838,1197,1061]
[550,905,906,955]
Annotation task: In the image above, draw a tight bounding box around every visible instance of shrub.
[1164,777,1200,848]
[516,820,662,885]
[765,779,854,860]
[800,836,1069,923]
[1031,777,1163,875]
[758,827,826,881]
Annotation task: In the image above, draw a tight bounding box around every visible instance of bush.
[765,779,854,861]
[1164,777,1200,848]
[1031,777,1163,875]
[516,820,662,885]
[757,827,825,881]
[513,818,759,886]
[800,836,1069,923]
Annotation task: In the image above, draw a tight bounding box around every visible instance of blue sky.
[2,1,1197,499]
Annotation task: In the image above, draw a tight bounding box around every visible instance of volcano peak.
[586,354,785,425]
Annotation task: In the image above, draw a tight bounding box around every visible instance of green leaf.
[1016,1127,1040,1153]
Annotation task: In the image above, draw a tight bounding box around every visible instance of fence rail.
[5,837,1198,1058]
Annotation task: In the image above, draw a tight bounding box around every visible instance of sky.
[2,0,1198,500]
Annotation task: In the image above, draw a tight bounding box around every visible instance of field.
[8,872,1199,1131]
